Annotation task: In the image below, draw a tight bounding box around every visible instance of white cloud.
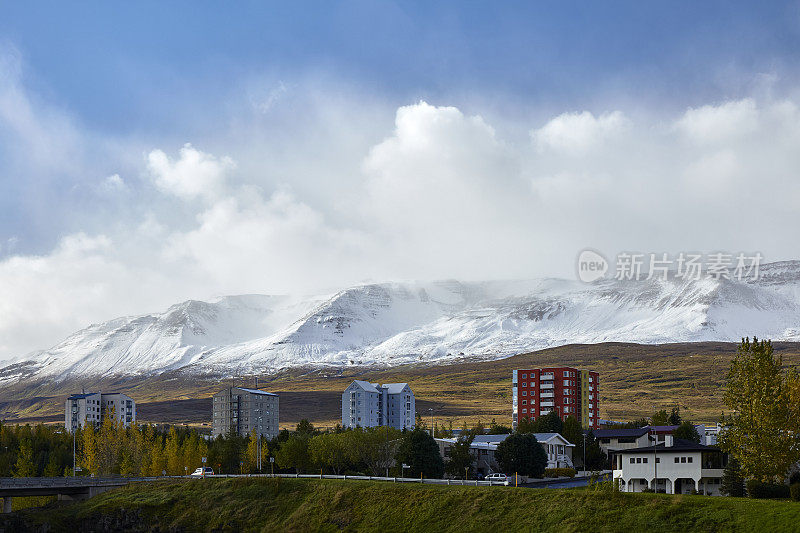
[99,173,127,194]
[675,98,759,144]
[147,143,234,202]
[531,110,629,154]
[3,71,800,362]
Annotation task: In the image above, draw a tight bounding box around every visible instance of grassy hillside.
[4,478,800,532]
[3,342,800,428]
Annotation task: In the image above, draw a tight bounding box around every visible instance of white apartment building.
[65,392,135,432]
[342,381,415,430]
[212,387,279,439]
[612,435,727,495]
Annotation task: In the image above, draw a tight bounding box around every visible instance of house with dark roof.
[612,435,727,495]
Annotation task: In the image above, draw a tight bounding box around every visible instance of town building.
[342,381,415,430]
[212,387,279,439]
[435,433,575,476]
[512,367,599,430]
[65,392,135,433]
[612,435,727,495]
[594,427,652,456]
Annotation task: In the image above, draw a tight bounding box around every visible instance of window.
[636,458,642,464]
[656,458,660,464]
[522,408,527,413]
[687,457,693,463]
[674,457,680,463]
[522,391,527,396]
[522,400,527,405]
[522,374,527,379]
[564,371,569,377]
[681,457,687,463]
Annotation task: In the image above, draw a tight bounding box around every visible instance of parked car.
[191,467,214,477]
[486,473,509,485]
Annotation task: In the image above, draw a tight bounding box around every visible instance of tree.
[581,431,607,470]
[397,428,444,478]
[444,433,475,479]
[487,419,512,435]
[13,440,36,477]
[165,427,183,475]
[651,409,669,426]
[720,457,746,497]
[494,433,547,477]
[532,411,563,434]
[718,337,800,482]
[309,432,352,475]
[673,421,700,443]
[668,407,682,426]
[561,416,582,445]
[276,435,312,474]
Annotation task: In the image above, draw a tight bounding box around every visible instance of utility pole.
[582,431,586,474]
[73,427,76,477]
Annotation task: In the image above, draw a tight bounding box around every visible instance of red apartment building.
[512,367,600,430]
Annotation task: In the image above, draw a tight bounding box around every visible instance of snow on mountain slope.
[5,262,800,381]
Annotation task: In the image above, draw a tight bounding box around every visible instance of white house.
[612,436,727,495]
[342,381,415,430]
[436,433,574,476]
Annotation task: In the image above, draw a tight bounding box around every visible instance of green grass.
[5,478,800,532]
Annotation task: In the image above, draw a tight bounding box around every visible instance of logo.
[577,249,608,283]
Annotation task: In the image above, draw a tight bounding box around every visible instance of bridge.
[0,477,149,512]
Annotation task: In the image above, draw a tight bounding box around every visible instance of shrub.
[543,468,576,478]
[789,471,800,485]
[790,483,800,502]
[746,480,791,499]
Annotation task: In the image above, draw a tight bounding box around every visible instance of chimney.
[664,434,674,447]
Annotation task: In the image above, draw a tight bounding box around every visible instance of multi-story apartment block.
[212,387,279,439]
[342,381,415,430]
[65,392,135,433]
[512,367,599,430]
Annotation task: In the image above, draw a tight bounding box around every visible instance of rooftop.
[236,387,278,396]
[617,438,720,454]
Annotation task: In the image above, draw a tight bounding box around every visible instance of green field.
[4,478,800,532]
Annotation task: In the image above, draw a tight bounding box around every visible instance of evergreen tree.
[397,427,444,478]
[561,416,582,445]
[720,457,746,497]
[651,409,670,426]
[673,421,701,443]
[444,433,475,478]
[494,433,547,477]
[668,407,682,426]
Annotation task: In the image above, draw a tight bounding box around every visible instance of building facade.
[435,433,575,476]
[342,381,415,430]
[612,436,727,495]
[512,367,599,430]
[65,392,135,433]
[212,387,279,439]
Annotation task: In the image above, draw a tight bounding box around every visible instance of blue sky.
[2,2,800,359]
[4,1,800,134]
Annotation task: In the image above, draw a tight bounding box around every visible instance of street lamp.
[428,407,434,436]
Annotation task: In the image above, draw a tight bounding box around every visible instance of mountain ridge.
[4,261,800,383]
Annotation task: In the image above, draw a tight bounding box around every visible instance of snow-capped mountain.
[5,261,800,382]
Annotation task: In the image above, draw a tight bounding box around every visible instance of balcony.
[540,383,554,390]
[540,392,554,398]
[541,373,555,380]
[540,401,555,407]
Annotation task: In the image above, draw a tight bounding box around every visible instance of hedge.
[746,480,790,499]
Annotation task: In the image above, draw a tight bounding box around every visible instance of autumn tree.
[13,439,36,477]
[719,337,800,482]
